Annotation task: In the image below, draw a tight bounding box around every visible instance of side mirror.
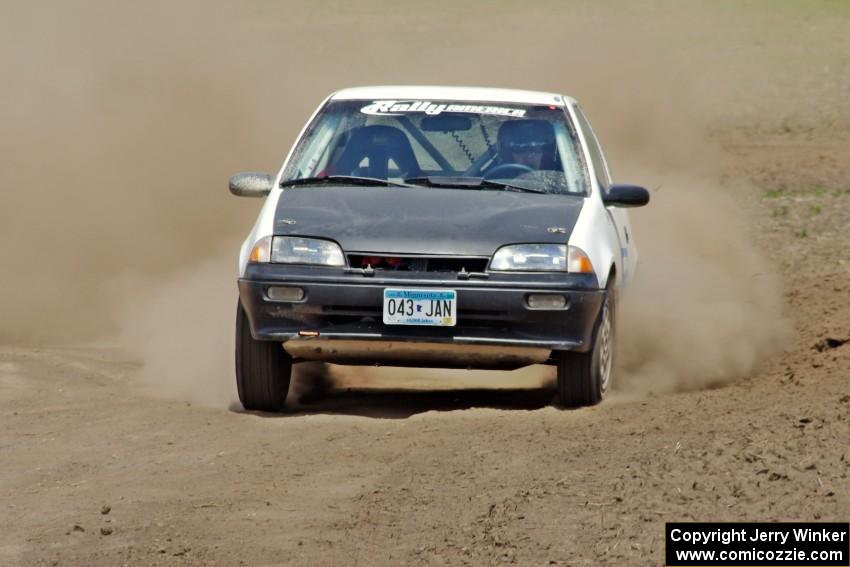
[602,184,650,207]
[229,172,273,197]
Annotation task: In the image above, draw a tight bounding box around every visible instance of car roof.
[330,86,575,107]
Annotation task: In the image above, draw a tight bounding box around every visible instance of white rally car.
[229,86,649,411]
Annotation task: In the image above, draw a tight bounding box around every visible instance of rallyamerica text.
[670,527,848,546]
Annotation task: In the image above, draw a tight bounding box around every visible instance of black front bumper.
[238,265,604,368]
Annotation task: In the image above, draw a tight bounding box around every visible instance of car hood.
[273,186,585,256]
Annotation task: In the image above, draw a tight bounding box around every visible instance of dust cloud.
[116,253,237,406]
[1,1,799,406]
[614,172,791,394]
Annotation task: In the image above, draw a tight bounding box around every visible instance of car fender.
[238,188,283,276]
[568,196,620,289]
[606,206,639,285]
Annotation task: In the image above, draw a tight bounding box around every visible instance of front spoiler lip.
[270,331,581,351]
[283,338,555,369]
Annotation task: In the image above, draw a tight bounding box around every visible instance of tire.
[235,301,292,412]
[555,282,615,408]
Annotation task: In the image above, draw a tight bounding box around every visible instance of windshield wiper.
[280,175,415,188]
[404,176,546,194]
[477,179,547,194]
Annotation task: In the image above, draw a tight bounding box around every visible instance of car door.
[572,104,638,285]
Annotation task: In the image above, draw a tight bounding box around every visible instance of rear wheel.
[235,301,292,412]
[555,283,614,408]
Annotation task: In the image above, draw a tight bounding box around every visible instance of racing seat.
[329,125,421,179]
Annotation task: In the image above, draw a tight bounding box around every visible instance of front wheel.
[555,287,614,408]
[235,301,292,412]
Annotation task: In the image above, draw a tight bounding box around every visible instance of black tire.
[235,301,292,412]
[555,281,615,408]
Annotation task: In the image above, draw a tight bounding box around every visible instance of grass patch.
[763,188,786,199]
[772,206,789,218]
[795,228,808,238]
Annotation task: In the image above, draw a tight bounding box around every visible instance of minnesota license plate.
[383,289,457,326]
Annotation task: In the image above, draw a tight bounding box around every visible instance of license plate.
[383,289,457,326]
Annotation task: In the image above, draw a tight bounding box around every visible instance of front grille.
[347,254,488,273]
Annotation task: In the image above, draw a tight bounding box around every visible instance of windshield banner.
[360,100,527,118]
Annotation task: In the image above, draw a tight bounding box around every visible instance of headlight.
[273,237,345,266]
[489,244,594,273]
[249,236,345,266]
[490,244,566,271]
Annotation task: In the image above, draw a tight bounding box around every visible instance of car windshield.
[281,99,590,195]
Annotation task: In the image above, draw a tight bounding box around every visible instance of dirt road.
[3,129,849,565]
[2,2,849,566]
